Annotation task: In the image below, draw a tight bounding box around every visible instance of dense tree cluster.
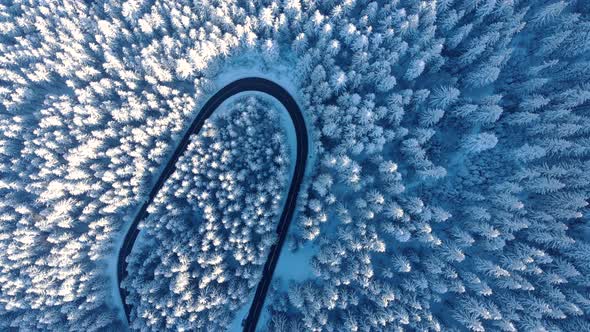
[122,96,289,330]
[264,1,590,331]
[0,0,589,330]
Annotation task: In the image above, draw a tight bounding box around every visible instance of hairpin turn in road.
[116,77,308,332]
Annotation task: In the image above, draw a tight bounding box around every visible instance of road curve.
[116,77,308,332]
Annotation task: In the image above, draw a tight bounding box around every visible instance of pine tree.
[462,132,498,154]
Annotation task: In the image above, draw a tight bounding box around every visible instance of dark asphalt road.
[116,77,308,332]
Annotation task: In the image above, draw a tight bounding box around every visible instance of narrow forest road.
[116,77,308,332]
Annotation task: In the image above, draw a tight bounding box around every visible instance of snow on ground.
[228,292,254,332]
[107,204,149,325]
[255,216,321,331]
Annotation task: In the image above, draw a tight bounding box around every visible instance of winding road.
[116,77,308,332]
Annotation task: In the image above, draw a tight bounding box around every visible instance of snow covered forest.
[0,0,589,331]
[123,96,290,330]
